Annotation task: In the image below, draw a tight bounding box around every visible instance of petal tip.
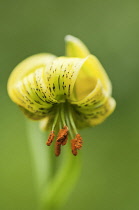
[65,35,90,58]
[65,35,77,42]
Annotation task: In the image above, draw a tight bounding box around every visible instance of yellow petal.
[8,53,56,104]
[65,35,90,58]
[7,54,57,118]
[8,54,92,119]
[71,79,116,127]
[73,97,116,128]
[81,54,112,95]
[7,35,116,129]
[71,80,108,108]
[43,56,87,102]
[65,36,112,100]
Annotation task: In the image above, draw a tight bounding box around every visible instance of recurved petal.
[65,35,90,58]
[72,55,112,102]
[71,79,116,128]
[19,106,52,120]
[83,55,112,95]
[8,54,91,119]
[42,56,88,102]
[73,97,116,129]
[8,53,56,105]
[71,79,108,109]
[65,36,112,97]
[7,54,58,118]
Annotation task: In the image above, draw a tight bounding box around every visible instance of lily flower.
[7,35,116,156]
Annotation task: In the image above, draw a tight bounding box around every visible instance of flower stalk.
[27,120,81,210]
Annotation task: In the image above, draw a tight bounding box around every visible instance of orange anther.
[71,134,83,156]
[55,143,61,156]
[75,134,83,150]
[71,138,78,156]
[46,131,55,146]
[56,126,68,143]
[55,126,69,156]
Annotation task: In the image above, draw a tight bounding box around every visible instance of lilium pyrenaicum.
[7,35,116,156]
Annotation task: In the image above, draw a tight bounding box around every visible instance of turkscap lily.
[7,35,116,156]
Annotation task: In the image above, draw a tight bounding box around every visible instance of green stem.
[41,144,81,210]
[26,119,81,210]
[26,120,51,195]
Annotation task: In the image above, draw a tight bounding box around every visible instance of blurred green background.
[0,0,139,209]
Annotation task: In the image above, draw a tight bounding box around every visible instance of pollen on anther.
[55,126,69,156]
[46,131,55,146]
[55,143,61,156]
[71,134,83,156]
[75,134,83,150]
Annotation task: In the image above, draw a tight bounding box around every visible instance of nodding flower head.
[7,35,116,156]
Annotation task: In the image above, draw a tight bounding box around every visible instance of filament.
[52,106,59,131]
[68,105,78,134]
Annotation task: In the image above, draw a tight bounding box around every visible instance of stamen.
[46,130,55,146]
[68,109,78,134]
[71,138,78,156]
[71,134,83,156]
[57,126,68,143]
[52,107,59,131]
[55,126,69,156]
[75,134,83,150]
[61,135,68,146]
[46,106,58,147]
[65,111,74,139]
[55,143,61,156]
[46,104,83,156]
[60,103,67,126]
